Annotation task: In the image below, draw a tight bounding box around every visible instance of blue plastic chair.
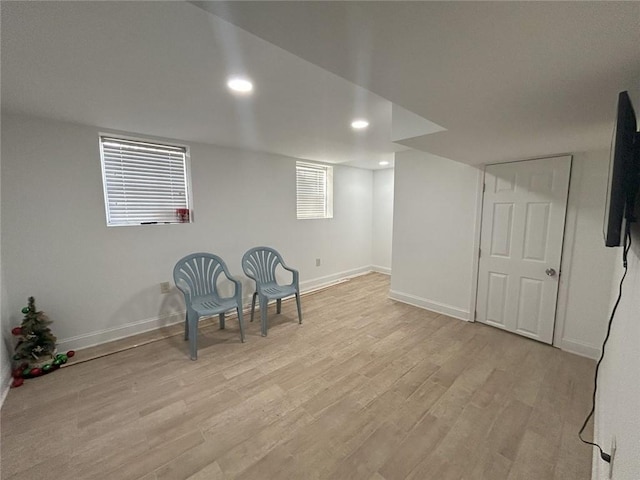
[173,253,245,360]
[241,247,302,336]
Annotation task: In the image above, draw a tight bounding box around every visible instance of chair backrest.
[173,253,228,298]
[242,247,284,285]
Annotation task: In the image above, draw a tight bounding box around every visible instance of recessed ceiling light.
[351,119,369,130]
[227,77,253,94]
[379,161,390,166]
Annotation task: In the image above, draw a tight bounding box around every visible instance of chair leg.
[276,298,282,314]
[295,292,303,324]
[188,313,199,361]
[260,295,268,337]
[250,292,257,322]
[237,307,245,343]
[184,312,189,340]
[219,312,225,330]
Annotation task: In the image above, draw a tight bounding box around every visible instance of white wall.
[1,113,373,350]
[556,151,618,358]
[390,149,615,358]
[390,150,482,320]
[592,84,640,478]
[593,224,640,480]
[372,168,394,273]
[0,270,9,403]
[1,106,13,403]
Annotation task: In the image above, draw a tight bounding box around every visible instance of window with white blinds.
[99,136,191,226]
[296,162,333,219]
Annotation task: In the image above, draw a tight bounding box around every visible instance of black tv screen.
[604,91,639,247]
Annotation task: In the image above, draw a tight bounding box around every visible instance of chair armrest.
[233,278,243,305]
[222,266,244,300]
[282,265,299,288]
[228,275,243,298]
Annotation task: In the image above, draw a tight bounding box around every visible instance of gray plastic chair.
[173,253,245,360]
[241,247,302,336]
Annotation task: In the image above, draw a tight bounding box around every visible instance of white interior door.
[476,156,571,344]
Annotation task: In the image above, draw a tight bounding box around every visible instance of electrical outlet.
[609,437,616,479]
[160,282,171,294]
[315,258,321,267]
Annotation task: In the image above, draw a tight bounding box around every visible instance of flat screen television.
[604,91,640,247]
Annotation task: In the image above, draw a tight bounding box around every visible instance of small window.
[296,162,333,219]
[99,136,191,226]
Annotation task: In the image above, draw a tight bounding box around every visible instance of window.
[99,136,191,226]
[296,162,333,219]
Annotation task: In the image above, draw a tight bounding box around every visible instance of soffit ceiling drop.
[195,1,640,165]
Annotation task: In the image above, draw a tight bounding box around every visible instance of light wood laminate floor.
[1,273,595,480]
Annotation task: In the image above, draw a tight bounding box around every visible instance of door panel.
[523,202,550,261]
[516,277,544,335]
[486,273,508,325]
[476,156,571,344]
[491,203,514,257]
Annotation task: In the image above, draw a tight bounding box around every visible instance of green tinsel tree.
[14,297,57,362]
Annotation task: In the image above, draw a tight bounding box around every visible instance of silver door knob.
[545,268,557,277]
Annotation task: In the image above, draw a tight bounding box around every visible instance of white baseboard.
[56,265,376,353]
[371,265,391,275]
[388,290,470,321]
[1,367,12,408]
[56,311,185,352]
[559,338,600,360]
[299,266,374,292]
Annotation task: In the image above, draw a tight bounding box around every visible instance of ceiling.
[0,1,445,170]
[196,1,640,165]
[2,2,639,169]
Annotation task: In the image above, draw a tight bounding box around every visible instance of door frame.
[470,155,574,349]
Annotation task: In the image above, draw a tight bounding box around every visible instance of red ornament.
[11,327,22,336]
[11,377,24,388]
[30,368,43,376]
[11,368,23,378]
[66,350,75,358]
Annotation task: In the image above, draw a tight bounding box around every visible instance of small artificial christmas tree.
[10,298,75,387]
[13,296,57,363]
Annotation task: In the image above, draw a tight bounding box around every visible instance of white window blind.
[296,162,333,219]
[100,136,190,226]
